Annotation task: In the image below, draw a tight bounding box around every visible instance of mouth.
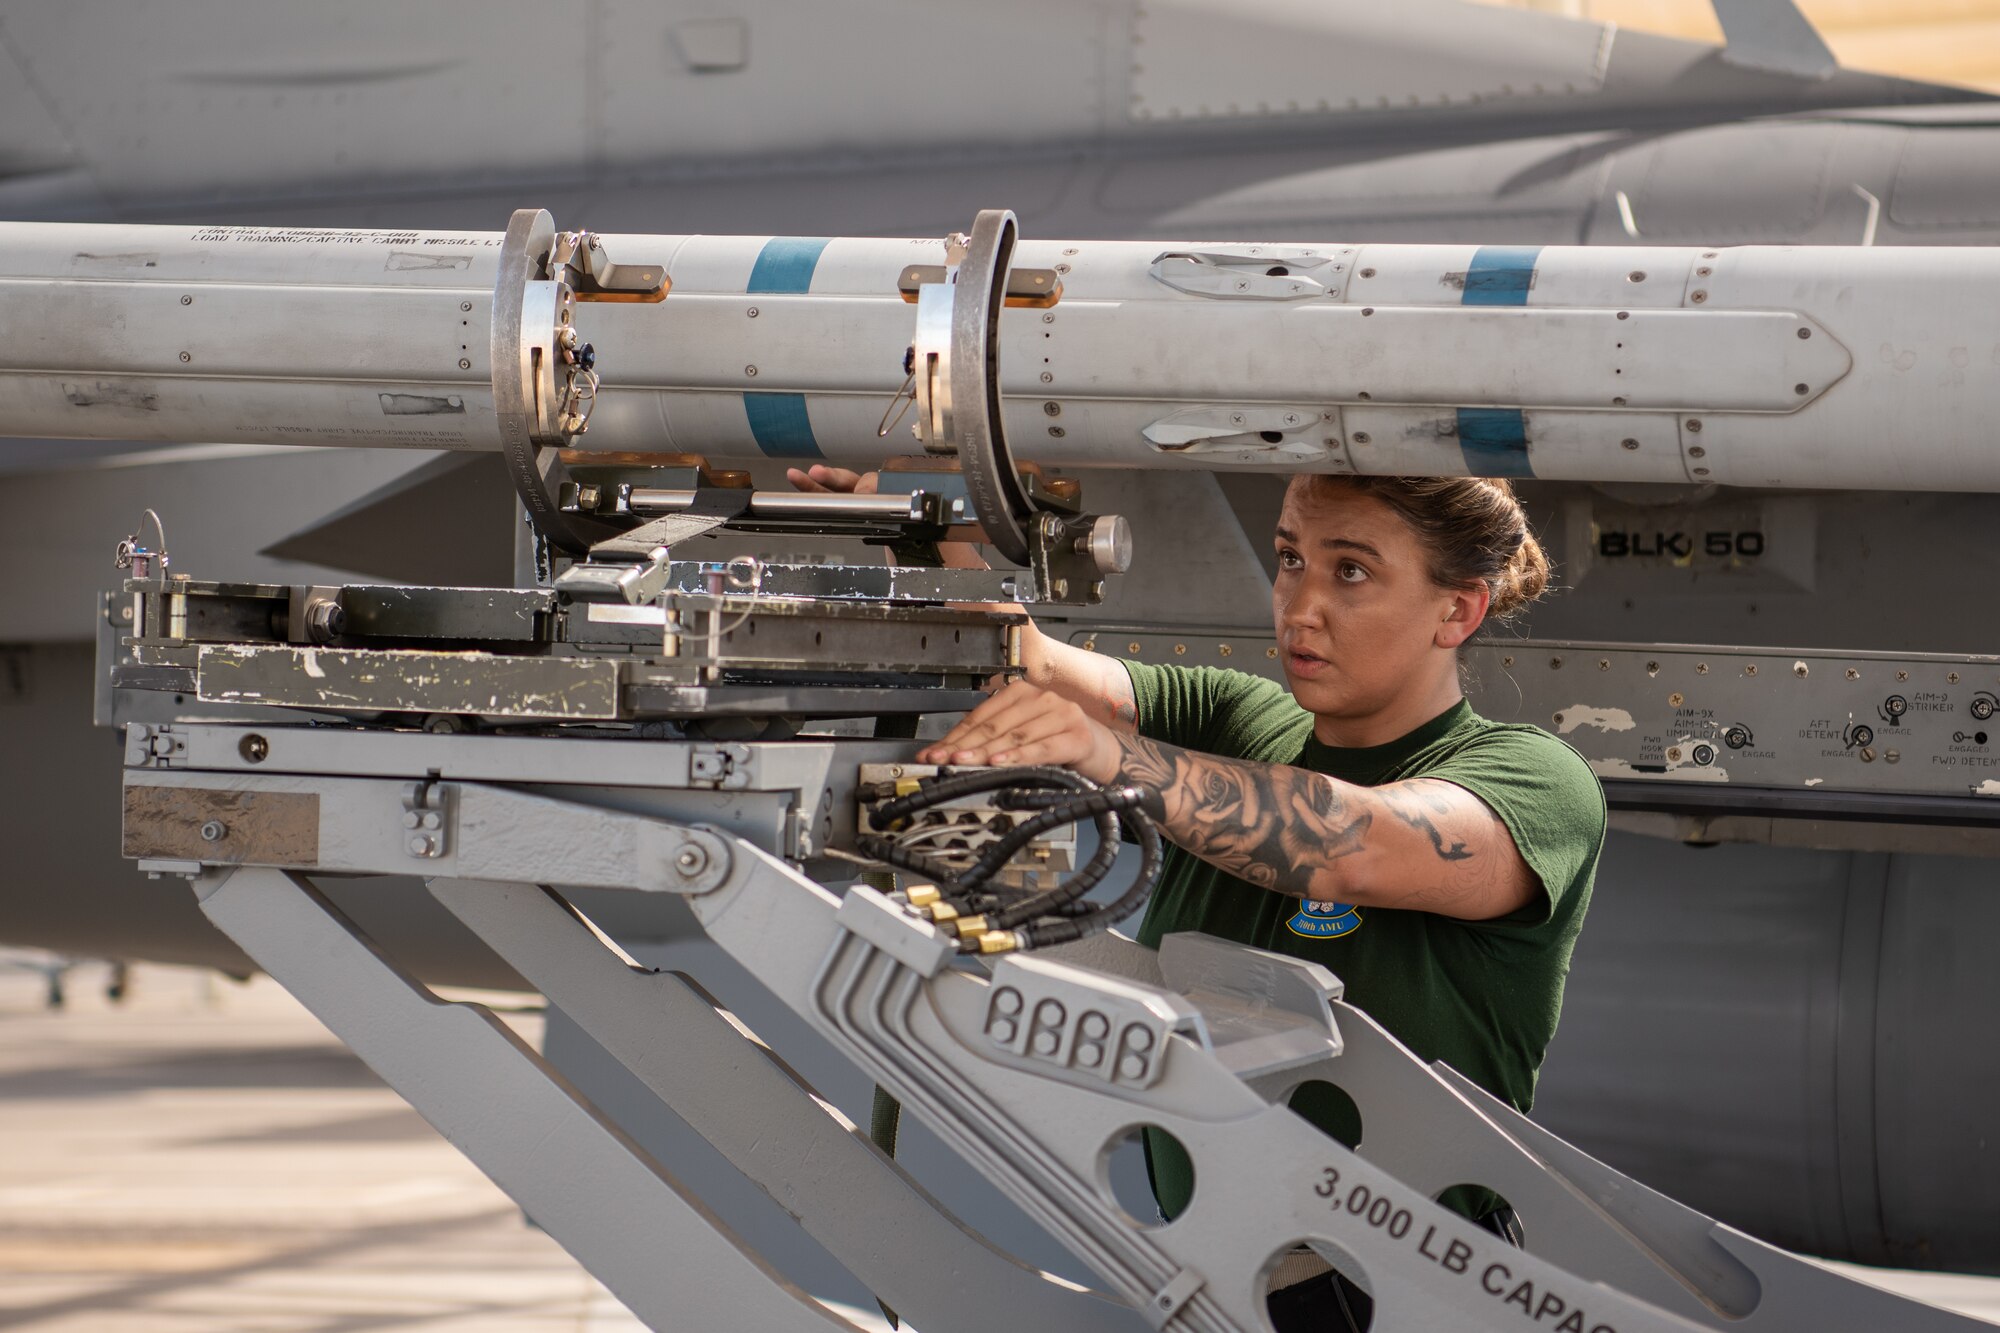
[1286,645,1332,678]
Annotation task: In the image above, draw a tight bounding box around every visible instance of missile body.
[1,220,1995,491]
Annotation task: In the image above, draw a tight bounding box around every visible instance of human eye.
[1336,560,1370,583]
[1276,546,1303,571]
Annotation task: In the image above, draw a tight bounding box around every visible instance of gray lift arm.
[125,724,1990,1332]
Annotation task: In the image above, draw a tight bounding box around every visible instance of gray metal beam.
[190,865,859,1332]
[426,875,1144,1333]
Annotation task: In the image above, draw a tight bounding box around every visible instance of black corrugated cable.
[1022,804,1164,948]
[869,765,1090,827]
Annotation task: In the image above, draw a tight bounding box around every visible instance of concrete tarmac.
[0,956,893,1332]
[0,953,1993,1331]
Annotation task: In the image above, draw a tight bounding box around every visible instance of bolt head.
[675,845,709,876]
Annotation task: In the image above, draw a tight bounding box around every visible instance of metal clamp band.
[492,207,622,555]
[952,210,1035,566]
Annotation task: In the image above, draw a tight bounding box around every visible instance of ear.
[1434,583,1491,649]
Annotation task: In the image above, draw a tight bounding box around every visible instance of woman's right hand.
[786,464,879,495]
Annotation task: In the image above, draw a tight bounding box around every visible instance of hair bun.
[1489,525,1550,621]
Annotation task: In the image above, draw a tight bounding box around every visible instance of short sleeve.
[1425,728,1606,932]
[1123,662,1309,762]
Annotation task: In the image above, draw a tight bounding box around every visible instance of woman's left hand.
[918,679,1124,783]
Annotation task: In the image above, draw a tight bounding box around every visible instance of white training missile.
[2,216,1996,492]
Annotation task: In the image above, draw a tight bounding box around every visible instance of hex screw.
[178,351,191,363]
[180,294,193,306]
[747,306,759,318]
[461,301,473,312]
[458,358,472,369]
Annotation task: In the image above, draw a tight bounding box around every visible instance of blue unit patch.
[1460,245,1542,307]
[747,237,833,294]
[1286,900,1364,939]
[743,392,823,459]
[1456,407,1534,479]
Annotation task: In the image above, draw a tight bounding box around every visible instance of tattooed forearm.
[1111,732,1372,898]
[1108,735,1536,918]
[1380,784,1474,862]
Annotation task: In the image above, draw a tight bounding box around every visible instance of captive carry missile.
[2,209,1993,511]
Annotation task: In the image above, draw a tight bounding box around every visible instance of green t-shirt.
[1125,663,1605,1221]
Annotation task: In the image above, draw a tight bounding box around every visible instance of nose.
[1275,583,1327,634]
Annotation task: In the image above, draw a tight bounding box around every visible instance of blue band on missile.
[1456,408,1534,478]
[747,236,832,294]
[741,238,832,457]
[1460,245,1542,306]
[743,393,823,460]
[1455,245,1540,475]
